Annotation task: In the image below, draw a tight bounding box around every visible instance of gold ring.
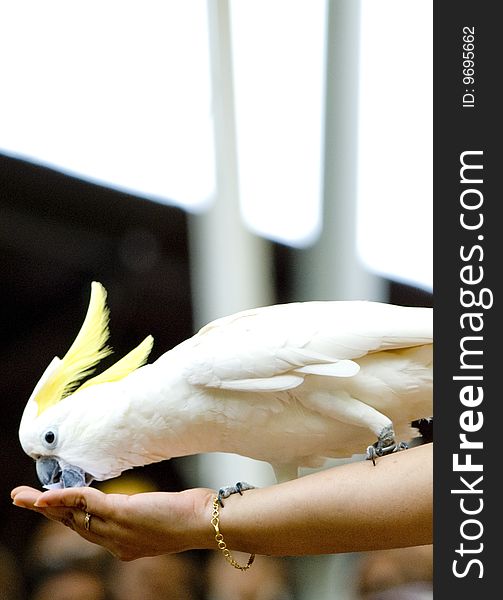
[84,511,92,532]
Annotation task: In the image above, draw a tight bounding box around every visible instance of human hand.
[11,485,215,561]
[12,444,433,559]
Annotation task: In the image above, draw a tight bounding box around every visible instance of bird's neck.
[116,359,228,462]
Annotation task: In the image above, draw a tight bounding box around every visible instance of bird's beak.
[36,457,93,489]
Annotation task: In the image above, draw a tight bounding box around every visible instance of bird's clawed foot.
[366,424,409,465]
[217,481,256,507]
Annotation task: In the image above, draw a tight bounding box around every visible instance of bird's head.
[18,282,153,489]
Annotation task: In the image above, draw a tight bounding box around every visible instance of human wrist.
[206,486,265,554]
[210,495,256,570]
[186,488,218,551]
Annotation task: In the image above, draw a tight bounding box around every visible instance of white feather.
[19,300,433,483]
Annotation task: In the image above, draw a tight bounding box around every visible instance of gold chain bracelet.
[211,497,255,571]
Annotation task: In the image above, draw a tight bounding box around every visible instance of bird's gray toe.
[217,481,256,507]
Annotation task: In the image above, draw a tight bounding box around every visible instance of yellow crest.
[34,282,153,416]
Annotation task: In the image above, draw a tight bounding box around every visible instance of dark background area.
[0,152,432,566]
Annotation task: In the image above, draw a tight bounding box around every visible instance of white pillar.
[295,0,386,304]
[187,0,276,492]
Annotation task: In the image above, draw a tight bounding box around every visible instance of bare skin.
[11,443,432,561]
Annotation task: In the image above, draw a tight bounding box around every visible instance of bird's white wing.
[177,301,432,393]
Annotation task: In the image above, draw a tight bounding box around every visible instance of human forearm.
[208,443,432,556]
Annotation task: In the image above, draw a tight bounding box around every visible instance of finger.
[11,485,40,498]
[69,509,129,559]
[34,486,109,516]
[11,487,44,509]
[79,509,106,538]
[57,506,104,537]
[26,491,137,559]
[12,487,109,545]
[34,488,119,541]
[33,506,75,526]
[32,502,106,539]
[13,494,81,531]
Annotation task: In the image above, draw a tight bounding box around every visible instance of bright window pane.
[357,0,433,291]
[0,0,215,211]
[231,0,327,247]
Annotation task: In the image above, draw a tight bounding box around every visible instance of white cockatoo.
[19,282,432,492]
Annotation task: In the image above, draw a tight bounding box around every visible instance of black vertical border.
[434,2,499,596]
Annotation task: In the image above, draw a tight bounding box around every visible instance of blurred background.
[1,0,432,598]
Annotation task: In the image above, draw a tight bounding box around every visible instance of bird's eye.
[42,429,58,448]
